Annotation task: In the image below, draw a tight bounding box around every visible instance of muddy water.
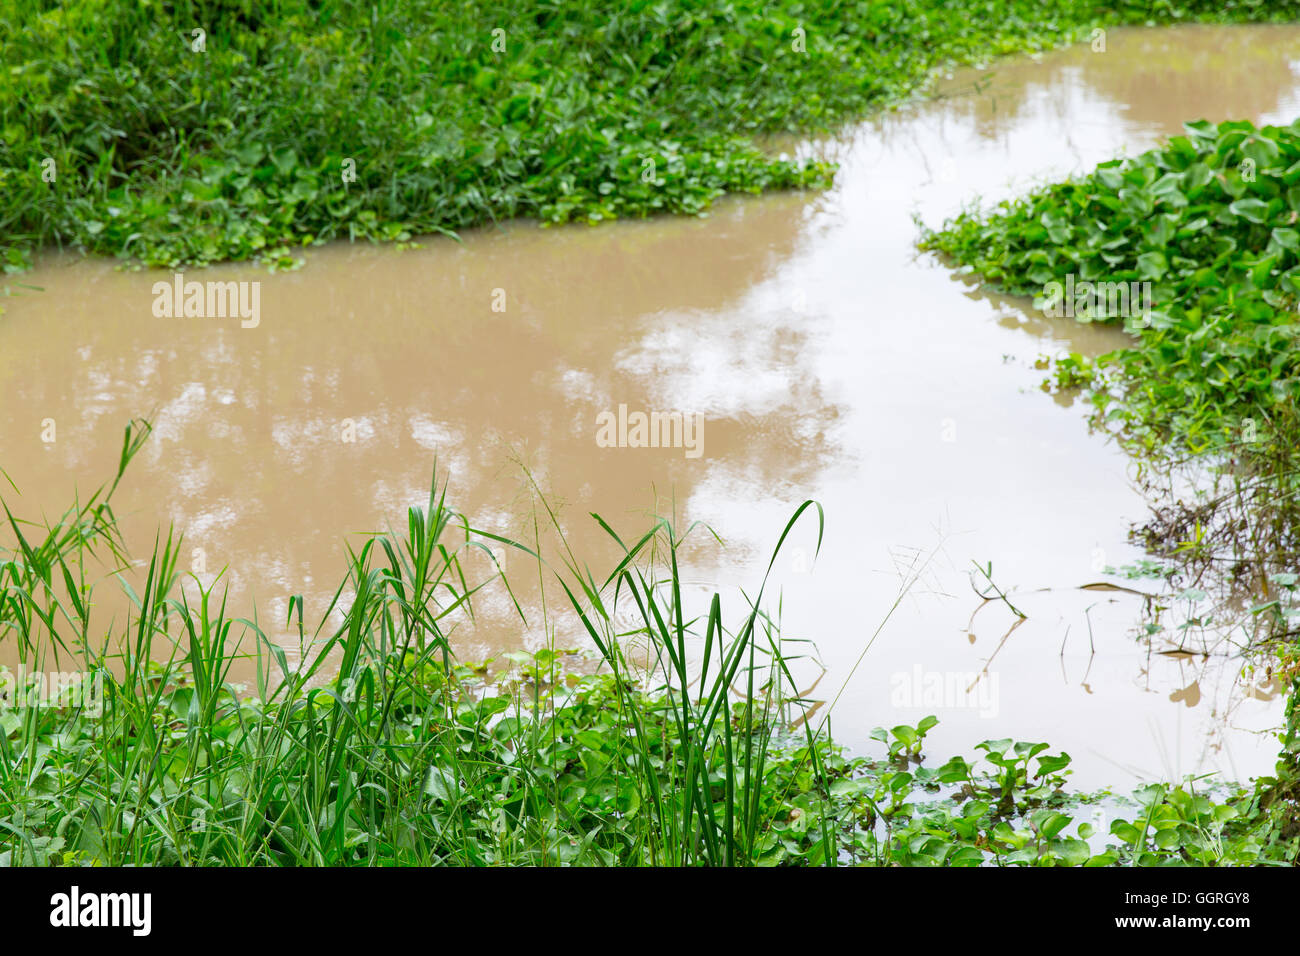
[3,24,1299,788]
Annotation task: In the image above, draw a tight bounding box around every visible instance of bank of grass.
[1,0,1294,272]
[1,424,1297,866]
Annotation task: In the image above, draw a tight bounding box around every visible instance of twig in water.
[969,560,1027,619]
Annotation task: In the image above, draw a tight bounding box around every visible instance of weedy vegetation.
[2,424,1298,866]
[5,0,1300,867]
[0,0,1294,273]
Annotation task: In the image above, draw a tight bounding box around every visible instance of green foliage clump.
[922,118,1300,457]
[923,119,1300,823]
[1,0,1294,269]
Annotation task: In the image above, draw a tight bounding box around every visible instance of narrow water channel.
[3,24,1299,788]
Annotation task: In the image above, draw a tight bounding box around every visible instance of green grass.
[2,422,1298,866]
[1,0,1294,271]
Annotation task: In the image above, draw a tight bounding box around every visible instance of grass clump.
[0,422,854,866]
[1,0,1294,271]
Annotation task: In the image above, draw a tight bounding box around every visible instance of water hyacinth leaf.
[1136,250,1168,280]
[1033,811,1072,840]
[1228,198,1269,223]
[1268,227,1300,254]
[1056,839,1092,866]
[1036,753,1072,777]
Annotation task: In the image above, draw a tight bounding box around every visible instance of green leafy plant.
[0,1,1291,272]
[922,117,1300,459]
[870,715,939,764]
[5,425,1297,866]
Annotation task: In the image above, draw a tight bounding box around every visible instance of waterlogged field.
[3,2,1300,870]
[7,23,1296,784]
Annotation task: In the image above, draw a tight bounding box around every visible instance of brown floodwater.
[3,24,1299,788]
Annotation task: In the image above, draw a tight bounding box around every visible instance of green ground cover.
[1,0,1293,270]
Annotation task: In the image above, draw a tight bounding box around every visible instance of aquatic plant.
[1,0,1292,272]
[923,118,1300,458]
[922,115,1300,832]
